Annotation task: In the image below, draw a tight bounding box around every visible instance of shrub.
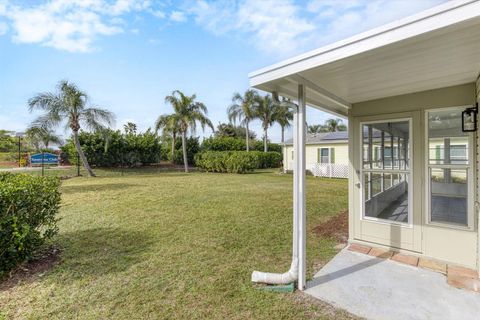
[201,136,246,151]
[224,152,259,173]
[0,173,61,277]
[251,140,282,153]
[201,136,282,153]
[195,151,282,174]
[61,129,163,167]
[257,152,283,168]
[172,137,200,165]
[195,151,231,172]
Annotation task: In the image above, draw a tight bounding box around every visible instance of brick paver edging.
[347,243,480,293]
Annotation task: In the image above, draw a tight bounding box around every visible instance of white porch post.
[292,101,298,264]
[296,83,307,290]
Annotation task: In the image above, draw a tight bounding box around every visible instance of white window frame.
[359,118,413,226]
[318,147,330,164]
[424,107,475,231]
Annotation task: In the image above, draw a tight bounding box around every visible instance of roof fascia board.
[273,86,348,118]
[249,0,480,87]
[287,74,352,109]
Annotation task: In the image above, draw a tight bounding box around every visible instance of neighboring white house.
[283,131,348,177]
[249,0,480,291]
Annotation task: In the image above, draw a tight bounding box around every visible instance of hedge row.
[62,129,163,167]
[195,151,282,174]
[201,136,282,153]
[0,173,61,277]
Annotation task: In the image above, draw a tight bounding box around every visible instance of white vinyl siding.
[284,143,348,171]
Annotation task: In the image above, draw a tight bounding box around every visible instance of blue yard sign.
[30,153,59,165]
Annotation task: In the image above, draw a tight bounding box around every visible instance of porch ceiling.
[249,0,480,117]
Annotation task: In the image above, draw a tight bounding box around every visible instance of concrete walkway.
[305,249,480,320]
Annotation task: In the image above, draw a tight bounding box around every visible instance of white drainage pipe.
[251,91,300,286]
[251,258,298,284]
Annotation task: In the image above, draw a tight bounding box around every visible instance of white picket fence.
[311,163,348,179]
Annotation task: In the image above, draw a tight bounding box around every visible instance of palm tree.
[273,97,294,144]
[255,94,276,152]
[164,90,213,172]
[25,126,63,151]
[28,80,114,177]
[308,124,326,134]
[325,118,347,132]
[227,89,259,151]
[155,114,180,164]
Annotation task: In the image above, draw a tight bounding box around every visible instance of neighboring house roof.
[284,131,348,145]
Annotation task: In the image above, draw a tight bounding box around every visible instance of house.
[249,0,480,292]
[282,131,348,178]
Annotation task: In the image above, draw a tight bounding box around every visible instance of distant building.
[283,131,348,177]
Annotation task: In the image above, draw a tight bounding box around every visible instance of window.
[318,147,335,164]
[427,109,473,228]
[361,120,411,224]
[450,145,467,164]
[319,148,329,164]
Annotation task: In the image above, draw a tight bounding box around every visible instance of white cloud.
[0,1,6,15]
[188,1,237,35]
[307,0,362,13]
[170,11,186,22]
[187,0,446,58]
[306,0,447,46]
[0,0,151,52]
[236,0,314,54]
[0,0,448,56]
[109,0,151,16]
[151,10,166,19]
[188,0,314,56]
[0,21,7,35]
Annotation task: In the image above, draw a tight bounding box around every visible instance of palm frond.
[29,113,63,130]
[80,107,114,133]
[81,107,115,129]
[28,92,64,113]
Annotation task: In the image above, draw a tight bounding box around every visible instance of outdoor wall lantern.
[462,103,478,132]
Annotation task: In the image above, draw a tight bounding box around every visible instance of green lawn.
[0,169,353,319]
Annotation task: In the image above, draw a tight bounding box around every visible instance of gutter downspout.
[251,90,303,286]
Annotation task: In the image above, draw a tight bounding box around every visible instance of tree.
[214,122,256,140]
[0,130,15,152]
[28,80,115,177]
[227,90,259,152]
[308,124,326,134]
[325,118,347,132]
[308,119,347,134]
[255,94,276,152]
[164,90,213,172]
[155,114,180,164]
[25,127,63,151]
[273,97,294,144]
[123,122,137,135]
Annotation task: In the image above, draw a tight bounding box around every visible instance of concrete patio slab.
[305,249,480,320]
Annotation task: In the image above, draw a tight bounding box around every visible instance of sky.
[0,0,447,142]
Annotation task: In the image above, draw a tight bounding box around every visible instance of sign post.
[15,132,25,167]
[41,152,45,177]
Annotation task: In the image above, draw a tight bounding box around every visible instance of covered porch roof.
[249,0,480,117]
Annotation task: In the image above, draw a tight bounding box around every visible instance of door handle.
[356,182,361,188]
